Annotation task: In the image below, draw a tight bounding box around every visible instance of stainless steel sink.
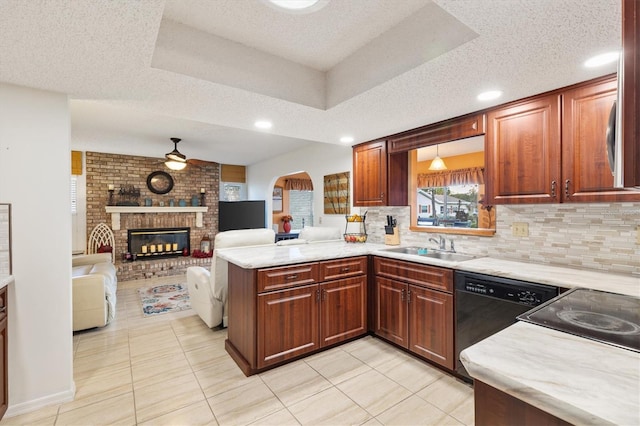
[381,246,476,262]
[419,251,476,262]
[381,246,427,255]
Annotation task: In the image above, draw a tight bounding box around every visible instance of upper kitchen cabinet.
[485,93,561,204]
[353,140,407,207]
[622,0,639,188]
[562,76,639,202]
[486,75,640,205]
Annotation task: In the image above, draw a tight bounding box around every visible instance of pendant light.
[429,144,448,171]
[165,137,187,171]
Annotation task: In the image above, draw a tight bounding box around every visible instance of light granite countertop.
[217,242,640,296]
[0,275,13,289]
[460,322,640,425]
[455,257,640,297]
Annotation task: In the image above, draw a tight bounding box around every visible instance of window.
[70,176,78,215]
[409,139,495,236]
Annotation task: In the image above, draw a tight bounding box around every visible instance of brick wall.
[86,151,219,280]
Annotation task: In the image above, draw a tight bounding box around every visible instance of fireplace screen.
[128,227,190,259]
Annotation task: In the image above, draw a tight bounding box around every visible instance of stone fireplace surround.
[85,151,219,281]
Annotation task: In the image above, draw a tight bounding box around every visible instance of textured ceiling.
[0,0,621,165]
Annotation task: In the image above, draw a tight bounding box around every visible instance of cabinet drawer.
[258,263,319,293]
[374,257,453,293]
[319,256,367,281]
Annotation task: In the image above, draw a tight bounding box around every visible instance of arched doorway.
[271,172,313,233]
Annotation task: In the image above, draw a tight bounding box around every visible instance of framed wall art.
[272,186,283,212]
[323,172,350,214]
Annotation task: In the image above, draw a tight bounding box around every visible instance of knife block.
[384,227,400,245]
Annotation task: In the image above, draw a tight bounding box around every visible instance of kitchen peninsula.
[217,241,640,424]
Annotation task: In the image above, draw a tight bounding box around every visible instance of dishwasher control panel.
[461,275,558,307]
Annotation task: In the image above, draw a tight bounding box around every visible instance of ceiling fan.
[163,138,212,170]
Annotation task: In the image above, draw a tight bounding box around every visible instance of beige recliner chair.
[186,228,276,328]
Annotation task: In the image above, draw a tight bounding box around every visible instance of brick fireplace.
[85,151,220,281]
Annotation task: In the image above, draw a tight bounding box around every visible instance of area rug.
[138,283,191,317]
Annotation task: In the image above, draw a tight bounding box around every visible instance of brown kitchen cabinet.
[486,75,640,204]
[373,257,454,370]
[562,76,640,202]
[352,140,408,207]
[353,140,388,206]
[0,287,7,420]
[485,93,562,204]
[227,257,367,375]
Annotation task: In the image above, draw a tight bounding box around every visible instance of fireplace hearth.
[128,227,190,260]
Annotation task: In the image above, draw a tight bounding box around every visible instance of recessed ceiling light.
[264,0,329,13]
[584,51,619,68]
[340,136,354,144]
[254,120,272,129]
[477,90,503,101]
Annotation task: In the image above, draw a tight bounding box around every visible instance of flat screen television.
[218,200,266,232]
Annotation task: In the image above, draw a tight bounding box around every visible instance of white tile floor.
[2,275,474,426]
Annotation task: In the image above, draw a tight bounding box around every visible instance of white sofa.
[72,253,117,331]
[187,228,276,328]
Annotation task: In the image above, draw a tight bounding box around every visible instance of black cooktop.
[517,287,640,352]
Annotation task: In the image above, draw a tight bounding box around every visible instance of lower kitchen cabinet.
[374,257,454,370]
[257,276,367,369]
[227,257,368,375]
[257,284,319,369]
[474,380,571,426]
[320,276,367,347]
[375,276,408,347]
[408,285,453,368]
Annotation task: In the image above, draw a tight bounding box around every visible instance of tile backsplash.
[362,203,640,276]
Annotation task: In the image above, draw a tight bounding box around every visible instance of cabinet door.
[257,284,319,369]
[562,77,640,202]
[375,277,408,348]
[408,285,453,369]
[353,140,388,206]
[486,94,561,204]
[320,276,367,347]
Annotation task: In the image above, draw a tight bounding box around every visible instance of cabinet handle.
[341,267,350,272]
[380,192,384,199]
[316,289,320,302]
[401,289,405,302]
[551,180,557,198]
[407,289,411,303]
[285,274,298,280]
[322,289,326,301]
[565,179,570,198]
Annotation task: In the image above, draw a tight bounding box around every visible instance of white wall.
[0,83,75,415]
[247,142,354,231]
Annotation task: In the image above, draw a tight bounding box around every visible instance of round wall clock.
[146,171,174,195]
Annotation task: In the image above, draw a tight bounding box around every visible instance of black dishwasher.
[454,271,559,381]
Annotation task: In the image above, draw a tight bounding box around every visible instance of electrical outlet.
[512,222,529,237]
[637,226,640,244]
[318,216,323,224]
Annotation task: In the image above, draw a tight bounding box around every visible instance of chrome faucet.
[429,236,446,251]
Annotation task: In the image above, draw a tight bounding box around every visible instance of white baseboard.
[4,382,75,418]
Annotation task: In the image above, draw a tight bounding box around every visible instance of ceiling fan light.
[165,150,186,162]
[165,160,187,171]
